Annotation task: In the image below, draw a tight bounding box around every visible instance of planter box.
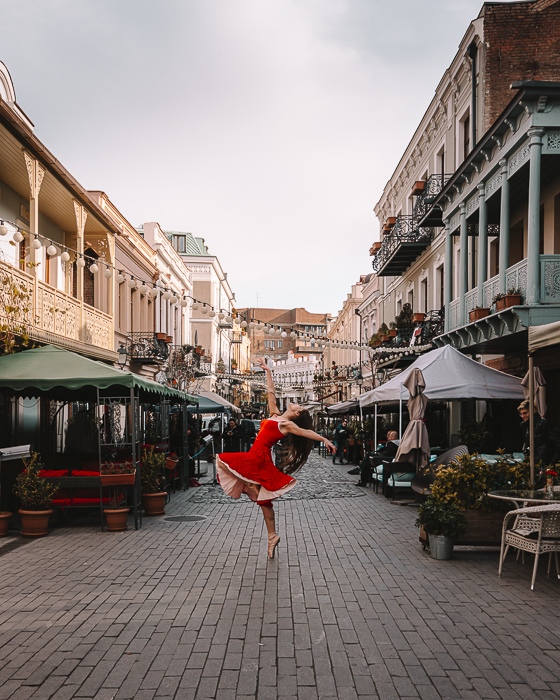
[411,180,426,196]
[155,333,167,340]
[412,313,425,323]
[420,509,510,548]
[389,329,397,337]
[495,294,522,311]
[385,216,397,227]
[100,470,136,486]
[455,509,509,547]
[469,307,490,322]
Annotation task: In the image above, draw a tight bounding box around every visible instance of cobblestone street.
[2,453,560,700]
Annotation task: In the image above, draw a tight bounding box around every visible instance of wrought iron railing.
[127,333,169,362]
[413,173,452,220]
[372,215,433,274]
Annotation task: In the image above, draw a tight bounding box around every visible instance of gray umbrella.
[394,368,430,469]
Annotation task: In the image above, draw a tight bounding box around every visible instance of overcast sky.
[2,0,486,315]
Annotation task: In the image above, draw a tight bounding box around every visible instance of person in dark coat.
[240,414,257,452]
[518,400,560,469]
[333,420,349,464]
[223,418,241,452]
[356,430,400,486]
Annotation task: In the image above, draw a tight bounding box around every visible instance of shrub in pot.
[415,497,466,560]
[141,446,166,515]
[13,453,58,537]
[101,462,136,532]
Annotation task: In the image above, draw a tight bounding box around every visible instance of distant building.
[238,307,331,361]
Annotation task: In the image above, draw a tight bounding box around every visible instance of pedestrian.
[333,420,348,464]
[223,418,241,452]
[518,400,560,471]
[240,413,257,452]
[216,357,335,558]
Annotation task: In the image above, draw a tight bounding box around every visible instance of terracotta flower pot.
[103,508,129,532]
[389,329,397,337]
[412,313,425,323]
[156,332,167,340]
[468,307,490,322]
[0,511,12,537]
[495,294,522,311]
[19,509,52,537]
[142,492,167,516]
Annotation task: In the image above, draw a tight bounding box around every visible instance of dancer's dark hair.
[278,409,314,475]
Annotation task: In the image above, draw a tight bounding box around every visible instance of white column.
[476,182,488,308]
[459,203,468,326]
[498,159,510,294]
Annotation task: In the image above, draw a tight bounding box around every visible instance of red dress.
[217,419,296,503]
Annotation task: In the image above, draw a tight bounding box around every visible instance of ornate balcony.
[414,173,452,227]
[372,215,433,277]
[0,260,113,360]
[127,333,169,363]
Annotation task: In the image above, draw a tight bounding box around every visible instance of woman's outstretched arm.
[282,421,336,454]
[258,357,280,415]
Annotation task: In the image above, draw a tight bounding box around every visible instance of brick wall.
[483,0,560,129]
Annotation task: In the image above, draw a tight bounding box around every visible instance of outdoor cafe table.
[488,489,560,508]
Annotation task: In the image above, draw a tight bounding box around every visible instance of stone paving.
[1,452,560,699]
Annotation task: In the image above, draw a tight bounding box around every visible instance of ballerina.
[216,357,335,558]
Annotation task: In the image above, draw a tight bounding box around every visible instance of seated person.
[356,430,400,486]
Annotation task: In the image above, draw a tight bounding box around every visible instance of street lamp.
[117,343,127,368]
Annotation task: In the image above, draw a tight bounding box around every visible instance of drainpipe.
[467,42,478,150]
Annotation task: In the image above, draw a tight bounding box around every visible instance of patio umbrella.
[521,365,546,418]
[394,368,430,469]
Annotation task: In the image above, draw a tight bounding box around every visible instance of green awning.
[0,345,197,403]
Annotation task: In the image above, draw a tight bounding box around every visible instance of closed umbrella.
[522,359,547,486]
[394,368,430,469]
[521,365,546,418]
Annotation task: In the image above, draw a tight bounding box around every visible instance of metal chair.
[498,504,560,590]
[411,445,469,497]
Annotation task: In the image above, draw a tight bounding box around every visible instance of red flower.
[546,469,558,477]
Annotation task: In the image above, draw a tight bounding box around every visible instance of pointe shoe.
[268,534,280,559]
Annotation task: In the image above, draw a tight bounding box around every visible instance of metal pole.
[374,403,378,448]
[399,393,403,439]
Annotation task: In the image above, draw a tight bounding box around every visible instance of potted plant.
[493,288,523,311]
[141,446,167,515]
[13,453,58,537]
[412,312,425,323]
[429,452,529,546]
[415,497,466,560]
[101,462,136,531]
[468,306,490,322]
[389,322,398,338]
[155,332,168,340]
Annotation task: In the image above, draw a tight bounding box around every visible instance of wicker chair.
[410,445,469,497]
[498,504,560,590]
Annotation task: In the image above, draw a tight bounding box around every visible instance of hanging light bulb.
[209,309,216,318]
[169,294,178,304]
[281,331,287,338]
[240,320,247,328]
[76,256,86,268]
[116,272,125,284]
[225,316,233,323]
[47,244,57,257]
[162,291,171,301]
[61,251,71,263]
[149,286,159,298]
[31,237,42,250]
[104,267,113,279]
[139,283,149,294]
[290,331,296,338]
[0,223,8,236]
[201,304,208,314]
[268,327,275,335]
[256,322,262,329]
[13,231,24,243]
[218,311,225,320]
[180,298,188,307]
[191,302,199,311]
[128,277,137,289]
